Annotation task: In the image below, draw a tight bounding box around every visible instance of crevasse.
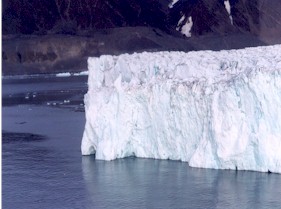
[82,45,281,173]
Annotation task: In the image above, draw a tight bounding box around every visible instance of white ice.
[56,72,71,77]
[82,45,281,173]
[73,71,89,76]
[56,71,88,77]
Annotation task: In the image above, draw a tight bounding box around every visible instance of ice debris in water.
[56,72,71,77]
[82,45,281,173]
[55,71,88,77]
[74,71,89,76]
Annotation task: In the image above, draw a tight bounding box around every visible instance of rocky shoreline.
[2,27,189,75]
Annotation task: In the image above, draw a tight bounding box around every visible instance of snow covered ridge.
[82,45,281,173]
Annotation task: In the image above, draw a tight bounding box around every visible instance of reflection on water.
[3,128,281,209]
[82,157,281,209]
[3,126,281,209]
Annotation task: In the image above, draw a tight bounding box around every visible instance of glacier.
[81,45,281,173]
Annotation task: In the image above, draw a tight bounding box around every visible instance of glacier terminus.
[82,45,281,173]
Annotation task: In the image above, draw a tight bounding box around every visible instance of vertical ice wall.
[82,45,281,173]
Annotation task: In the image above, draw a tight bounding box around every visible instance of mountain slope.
[2,0,281,75]
[2,0,170,34]
[170,0,281,42]
[3,0,281,42]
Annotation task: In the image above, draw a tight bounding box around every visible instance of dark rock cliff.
[2,0,171,34]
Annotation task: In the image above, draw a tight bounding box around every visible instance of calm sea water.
[2,76,281,209]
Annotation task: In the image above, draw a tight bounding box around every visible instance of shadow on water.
[2,131,47,144]
[82,156,281,209]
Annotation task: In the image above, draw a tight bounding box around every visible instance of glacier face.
[82,45,281,173]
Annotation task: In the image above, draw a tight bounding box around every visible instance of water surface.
[2,76,281,209]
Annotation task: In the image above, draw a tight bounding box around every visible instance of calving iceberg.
[82,45,281,173]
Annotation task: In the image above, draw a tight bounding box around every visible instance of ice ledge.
[82,45,281,173]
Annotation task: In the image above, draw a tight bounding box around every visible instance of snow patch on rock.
[177,16,193,37]
[169,0,180,8]
[181,16,193,37]
[224,0,233,25]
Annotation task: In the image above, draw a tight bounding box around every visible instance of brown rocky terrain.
[2,27,194,75]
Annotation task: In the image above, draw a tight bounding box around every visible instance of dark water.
[2,76,281,209]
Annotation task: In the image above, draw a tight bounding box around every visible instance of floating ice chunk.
[73,71,89,76]
[82,45,281,173]
[56,71,88,77]
[56,72,71,77]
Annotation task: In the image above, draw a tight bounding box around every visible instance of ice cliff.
[82,45,281,173]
